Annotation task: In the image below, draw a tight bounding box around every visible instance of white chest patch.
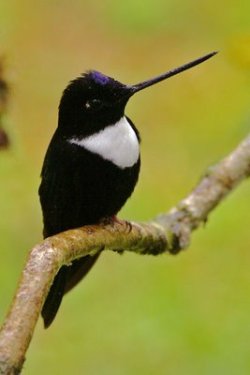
[68,117,140,169]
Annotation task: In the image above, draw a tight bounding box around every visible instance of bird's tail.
[42,254,100,328]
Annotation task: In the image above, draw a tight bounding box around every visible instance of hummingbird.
[39,51,217,328]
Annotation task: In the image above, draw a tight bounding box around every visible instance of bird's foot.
[100,216,132,233]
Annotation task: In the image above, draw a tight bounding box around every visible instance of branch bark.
[0,134,249,374]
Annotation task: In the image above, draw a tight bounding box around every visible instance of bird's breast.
[68,116,140,169]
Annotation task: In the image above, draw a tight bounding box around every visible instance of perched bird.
[39,51,217,328]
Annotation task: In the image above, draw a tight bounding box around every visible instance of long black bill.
[130,51,217,94]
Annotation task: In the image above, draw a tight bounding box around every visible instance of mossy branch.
[0,134,249,374]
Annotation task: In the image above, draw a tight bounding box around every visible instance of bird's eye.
[85,99,103,111]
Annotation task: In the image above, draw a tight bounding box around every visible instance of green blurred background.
[0,1,250,374]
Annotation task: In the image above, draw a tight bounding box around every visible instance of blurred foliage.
[0,60,10,149]
[0,1,250,374]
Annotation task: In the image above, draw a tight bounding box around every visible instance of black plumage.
[39,52,217,328]
[39,72,141,328]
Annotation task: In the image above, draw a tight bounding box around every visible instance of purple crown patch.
[91,71,110,85]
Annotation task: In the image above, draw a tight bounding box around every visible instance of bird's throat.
[68,116,140,169]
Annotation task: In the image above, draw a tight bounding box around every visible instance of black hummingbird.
[39,51,217,328]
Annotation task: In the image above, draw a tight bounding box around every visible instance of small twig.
[0,134,249,374]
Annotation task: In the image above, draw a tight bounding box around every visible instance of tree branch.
[0,134,249,374]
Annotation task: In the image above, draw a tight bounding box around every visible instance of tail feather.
[65,254,100,294]
[42,266,68,328]
[42,254,100,328]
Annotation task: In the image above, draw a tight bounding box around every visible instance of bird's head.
[58,70,132,137]
[58,52,217,137]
